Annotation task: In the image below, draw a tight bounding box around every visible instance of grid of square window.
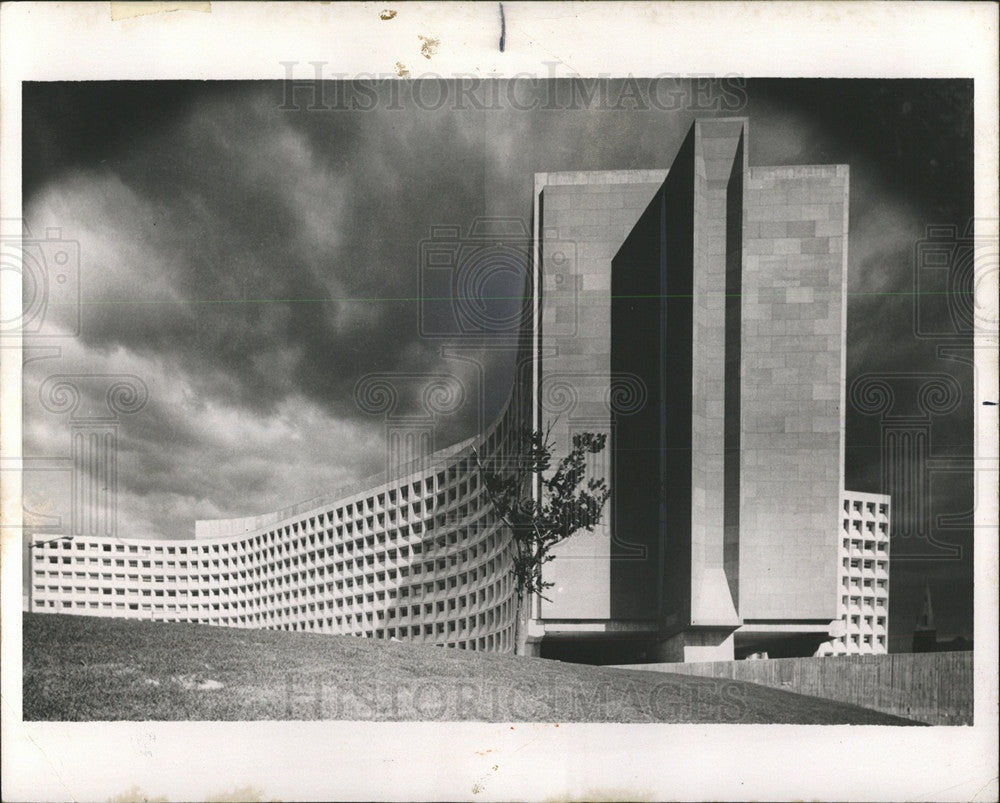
[820,490,891,655]
[29,405,528,653]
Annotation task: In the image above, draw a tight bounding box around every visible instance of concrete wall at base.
[611,651,973,725]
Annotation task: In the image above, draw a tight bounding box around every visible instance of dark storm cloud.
[23,82,222,202]
[747,79,973,223]
[26,82,495,426]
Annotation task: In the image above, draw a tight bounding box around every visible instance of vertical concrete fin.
[689,118,746,627]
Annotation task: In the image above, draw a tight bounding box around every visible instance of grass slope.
[23,613,918,724]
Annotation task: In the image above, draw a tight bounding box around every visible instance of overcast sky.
[21,78,974,648]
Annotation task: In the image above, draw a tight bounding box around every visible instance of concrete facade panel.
[536,176,663,621]
[738,167,848,623]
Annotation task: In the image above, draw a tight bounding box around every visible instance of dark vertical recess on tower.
[610,126,695,625]
[610,191,663,620]
[723,130,744,611]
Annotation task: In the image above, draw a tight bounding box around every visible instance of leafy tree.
[472,425,611,656]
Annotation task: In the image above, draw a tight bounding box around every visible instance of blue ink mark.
[499,3,506,52]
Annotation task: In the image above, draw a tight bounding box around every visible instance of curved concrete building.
[30,389,530,651]
[28,118,890,662]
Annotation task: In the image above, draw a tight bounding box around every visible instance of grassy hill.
[22,613,918,724]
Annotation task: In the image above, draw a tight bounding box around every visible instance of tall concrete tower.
[533,118,852,662]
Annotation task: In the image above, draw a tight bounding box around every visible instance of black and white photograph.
[1,2,997,801]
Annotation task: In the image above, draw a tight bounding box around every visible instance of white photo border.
[1,2,997,801]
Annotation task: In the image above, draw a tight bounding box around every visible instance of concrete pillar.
[654,630,735,663]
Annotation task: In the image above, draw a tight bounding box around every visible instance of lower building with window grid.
[817,491,892,655]
[29,397,527,651]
